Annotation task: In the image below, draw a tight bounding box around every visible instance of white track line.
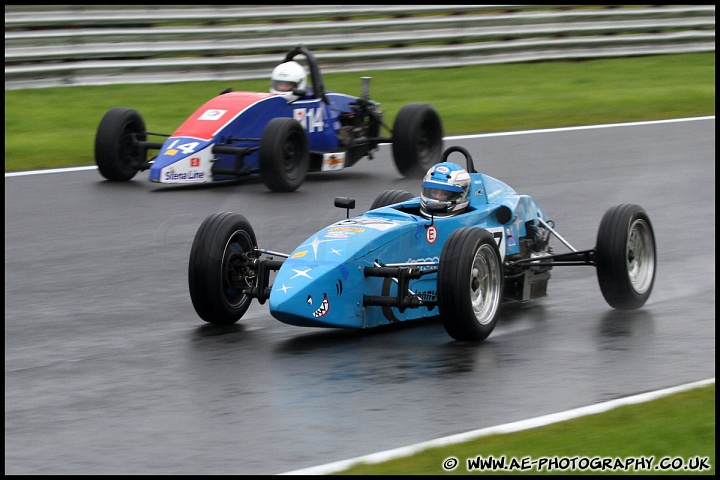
[5,116,714,178]
[280,378,715,475]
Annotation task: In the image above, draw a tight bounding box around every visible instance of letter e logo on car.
[426,226,437,244]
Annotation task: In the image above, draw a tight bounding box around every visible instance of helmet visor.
[422,182,464,203]
[272,80,298,92]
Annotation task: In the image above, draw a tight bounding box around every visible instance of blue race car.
[94,44,443,192]
[188,146,657,341]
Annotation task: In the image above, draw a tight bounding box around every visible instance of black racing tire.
[369,189,414,210]
[94,107,147,181]
[595,204,656,310]
[259,117,310,192]
[188,212,258,325]
[391,103,443,178]
[438,227,503,341]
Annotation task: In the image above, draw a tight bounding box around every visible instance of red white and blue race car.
[94,44,443,192]
[188,146,657,341]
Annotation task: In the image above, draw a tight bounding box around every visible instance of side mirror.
[334,197,356,218]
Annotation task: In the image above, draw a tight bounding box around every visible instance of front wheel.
[438,227,503,341]
[595,204,656,310]
[188,212,258,325]
[259,117,310,192]
[94,107,147,181]
[391,103,443,178]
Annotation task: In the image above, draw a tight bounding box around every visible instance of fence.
[4,5,715,90]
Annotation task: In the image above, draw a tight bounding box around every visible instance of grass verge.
[333,383,715,475]
[4,52,714,172]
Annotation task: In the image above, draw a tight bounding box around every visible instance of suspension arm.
[508,249,596,268]
[363,265,438,312]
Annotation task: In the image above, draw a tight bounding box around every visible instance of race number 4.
[164,139,200,155]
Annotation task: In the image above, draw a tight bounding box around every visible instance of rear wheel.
[188,212,258,324]
[438,227,503,341]
[370,189,414,210]
[259,118,310,192]
[596,204,656,309]
[391,103,443,178]
[94,107,147,181]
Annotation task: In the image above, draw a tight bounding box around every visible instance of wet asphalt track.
[4,118,715,474]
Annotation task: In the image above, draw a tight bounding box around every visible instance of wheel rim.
[470,244,501,325]
[281,132,304,180]
[626,218,655,294]
[417,118,440,162]
[118,124,136,167]
[221,230,255,307]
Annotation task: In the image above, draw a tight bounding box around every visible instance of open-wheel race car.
[94,44,443,192]
[188,145,656,341]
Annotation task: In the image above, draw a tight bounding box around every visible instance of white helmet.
[420,162,471,217]
[270,61,307,101]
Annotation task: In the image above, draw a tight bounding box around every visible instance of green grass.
[4,52,715,172]
[333,384,715,475]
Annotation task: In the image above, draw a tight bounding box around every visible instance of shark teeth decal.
[312,294,330,318]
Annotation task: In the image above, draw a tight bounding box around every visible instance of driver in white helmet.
[270,61,307,102]
[420,162,471,217]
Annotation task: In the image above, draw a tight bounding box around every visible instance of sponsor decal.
[291,250,308,259]
[406,256,439,271]
[321,152,345,171]
[333,218,401,231]
[324,232,349,239]
[407,256,440,264]
[198,109,227,121]
[159,142,213,184]
[486,188,504,199]
[164,170,206,181]
[436,165,449,174]
[330,227,364,233]
[426,225,438,244]
[506,228,516,247]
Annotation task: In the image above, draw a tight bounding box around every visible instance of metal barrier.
[4,5,715,90]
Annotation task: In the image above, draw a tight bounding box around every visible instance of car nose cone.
[269,262,359,328]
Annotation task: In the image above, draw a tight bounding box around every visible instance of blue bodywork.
[268,171,548,329]
[147,91,363,183]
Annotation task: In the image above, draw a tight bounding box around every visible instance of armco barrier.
[4,5,715,90]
